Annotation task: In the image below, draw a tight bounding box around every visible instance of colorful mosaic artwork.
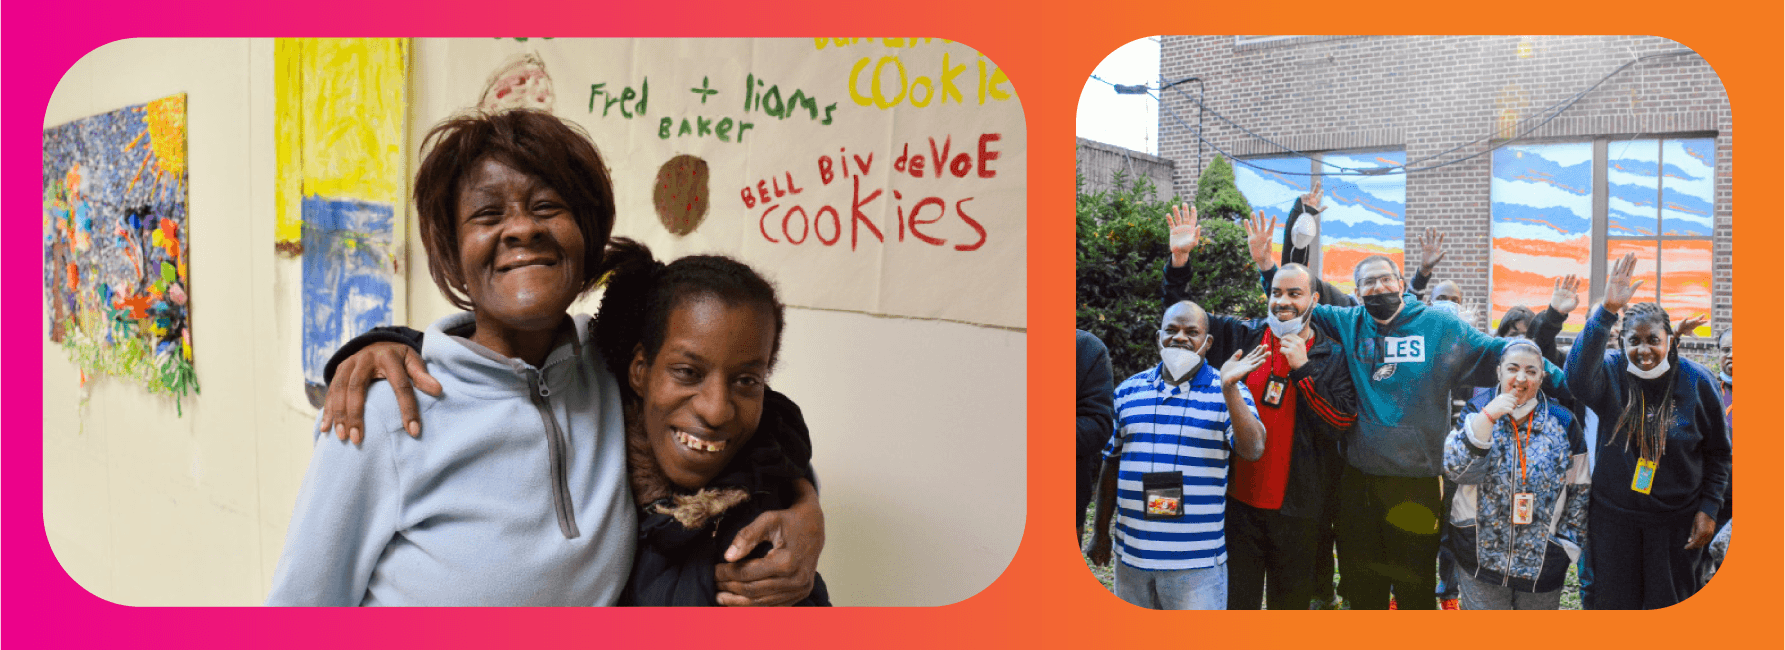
[43,93,197,409]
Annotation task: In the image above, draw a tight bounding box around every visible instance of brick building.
[1157,35,1731,343]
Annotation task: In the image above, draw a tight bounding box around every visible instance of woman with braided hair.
[591,238,829,606]
[1563,253,1730,609]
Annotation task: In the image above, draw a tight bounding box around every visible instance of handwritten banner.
[415,38,1026,329]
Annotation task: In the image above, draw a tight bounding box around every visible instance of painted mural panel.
[1490,142,1594,331]
[1605,136,1714,336]
[1318,150,1406,295]
[43,94,197,407]
[1659,138,1714,236]
[1606,239,1660,313]
[1659,239,1713,336]
[1606,138,1660,237]
[1233,155,1308,264]
[276,38,408,405]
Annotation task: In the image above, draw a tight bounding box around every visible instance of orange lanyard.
[1511,413,1533,486]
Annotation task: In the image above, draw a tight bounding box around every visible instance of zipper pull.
[524,368,551,397]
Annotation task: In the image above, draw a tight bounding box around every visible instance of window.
[1234,150,1407,294]
[1490,137,1715,336]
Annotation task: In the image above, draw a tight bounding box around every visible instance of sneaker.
[1440,598,1460,610]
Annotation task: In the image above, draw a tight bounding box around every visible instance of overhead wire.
[1093,48,1699,178]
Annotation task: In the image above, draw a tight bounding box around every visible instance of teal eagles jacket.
[1307,297,1567,477]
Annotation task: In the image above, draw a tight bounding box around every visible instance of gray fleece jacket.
[267,312,635,606]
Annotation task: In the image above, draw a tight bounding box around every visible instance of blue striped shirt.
[1101,362,1256,571]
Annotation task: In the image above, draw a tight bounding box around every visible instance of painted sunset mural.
[1233,151,1406,294]
[1491,142,1594,331]
[1318,151,1406,294]
[1492,138,1714,335]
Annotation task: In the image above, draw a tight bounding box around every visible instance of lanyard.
[1511,411,1533,487]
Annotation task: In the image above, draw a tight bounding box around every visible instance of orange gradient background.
[4,2,1777,649]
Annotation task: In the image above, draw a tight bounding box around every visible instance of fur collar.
[625,402,750,530]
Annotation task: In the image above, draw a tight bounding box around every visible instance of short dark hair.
[1352,254,1401,289]
[413,109,616,310]
[593,238,786,401]
[1495,305,1537,337]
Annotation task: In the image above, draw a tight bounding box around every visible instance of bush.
[1077,169,1266,381]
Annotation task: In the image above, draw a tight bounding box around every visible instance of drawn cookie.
[479,53,555,113]
[653,155,709,236]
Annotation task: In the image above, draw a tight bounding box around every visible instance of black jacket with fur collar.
[619,389,831,606]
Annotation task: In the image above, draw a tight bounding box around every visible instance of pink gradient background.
[6,2,1779,649]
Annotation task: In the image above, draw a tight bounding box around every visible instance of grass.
[1081,503,1586,609]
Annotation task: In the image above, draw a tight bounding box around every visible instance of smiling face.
[630,294,777,490]
[1158,301,1209,356]
[1623,317,1671,373]
[1496,346,1545,405]
[455,157,586,350]
[1270,265,1315,324]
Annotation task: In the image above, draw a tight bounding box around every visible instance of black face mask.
[1361,292,1402,321]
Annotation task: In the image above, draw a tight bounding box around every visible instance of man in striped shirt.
[1084,300,1269,609]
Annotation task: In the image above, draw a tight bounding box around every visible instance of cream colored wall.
[42,37,317,606]
[43,38,1027,608]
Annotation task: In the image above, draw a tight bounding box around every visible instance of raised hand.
[1675,313,1709,343]
[1300,179,1324,212]
[1602,252,1645,314]
[1549,273,1582,315]
[1167,203,1201,266]
[1219,345,1270,387]
[1418,227,1449,275]
[1245,210,1279,271]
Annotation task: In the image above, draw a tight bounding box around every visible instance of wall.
[1075,137,1174,200]
[42,38,1026,607]
[42,37,316,606]
[1157,35,1732,335]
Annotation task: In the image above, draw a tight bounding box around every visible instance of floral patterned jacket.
[1443,391,1590,593]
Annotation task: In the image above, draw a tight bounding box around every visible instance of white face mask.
[1266,311,1305,338]
[1510,396,1539,420]
[1160,346,1202,381]
[1627,354,1671,380]
[1292,214,1319,249]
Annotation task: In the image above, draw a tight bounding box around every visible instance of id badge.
[1262,374,1288,407]
[1631,458,1657,494]
[1141,471,1185,520]
[1511,492,1535,525]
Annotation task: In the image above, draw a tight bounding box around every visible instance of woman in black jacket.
[1564,253,1730,610]
[591,239,830,606]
